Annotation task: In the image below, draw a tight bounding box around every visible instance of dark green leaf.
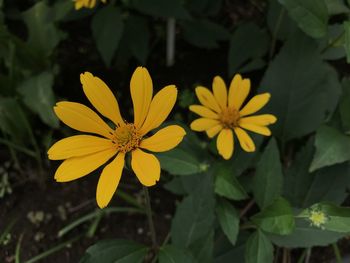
[171,174,215,248]
[260,31,341,141]
[189,230,214,263]
[319,24,345,60]
[156,148,201,176]
[325,0,350,15]
[182,19,230,49]
[278,0,328,38]
[159,245,195,263]
[214,164,248,201]
[340,78,350,132]
[92,6,124,67]
[228,23,269,76]
[216,199,239,245]
[344,21,350,63]
[245,231,274,263]
[310,126,350,172]
[268,218,346,247]
[18,71,58,128]
[130,0,190,19]
[22,1,65,57]
[251,197,295,235]
[79,239,148,263]
[185,0,222,16]
[252,138,283,209]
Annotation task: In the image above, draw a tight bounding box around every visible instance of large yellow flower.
[48,67,186,208]
[189,74,276,160]
[74,0,106,10]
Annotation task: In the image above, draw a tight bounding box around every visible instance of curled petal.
[234,127,255,152]
[217,128,234,160]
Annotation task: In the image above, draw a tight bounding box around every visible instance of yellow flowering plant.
[74,0,106,10]
[47,67,186,208]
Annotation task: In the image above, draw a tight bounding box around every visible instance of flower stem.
[143,186,157,249]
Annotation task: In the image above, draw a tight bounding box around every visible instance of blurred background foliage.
[2,0,350,262]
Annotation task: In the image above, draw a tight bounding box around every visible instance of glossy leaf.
[252,138,283,209]
[79,239,148,263]
[171,174,215,248]
[251,197,295,235]
[92,6,123,67]
[18,71,58,128]
[309,126,350,172]
[278,0,328,38]
[260,31,341,141]
[245,231,274,263]
[216,199,239,245]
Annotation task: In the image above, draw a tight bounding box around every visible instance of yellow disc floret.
[112,123,142,153]
[219,107,240,128]
[309,210,328,228]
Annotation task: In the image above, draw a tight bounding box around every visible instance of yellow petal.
[239,93,271,117]
[54,102,113,139]
[140,125,186,152]
[228,74,251,110]
[75,0,84,9]
[131,149,160,186]
[234,127,255,152]
[195,86,221,113]
[239,123,271,136]
[80,72,124,126]
[189,105,218,119]
[54,148,116,182]
[190,118,220,131]
[48,135,113,160]
[239,114,277,126]
[89,0,96,8]
[206,124,223,138]
[213,76,227,110]
[130,67,153,129]
[217,128,234,160]
[96,152,125,208]
[139,85,177,135]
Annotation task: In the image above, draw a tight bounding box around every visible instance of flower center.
[112,123,141,153]
[219,107,240,128]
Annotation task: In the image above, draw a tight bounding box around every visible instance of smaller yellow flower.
[309,209,328,228]
[189,74,277,160]
[74,0,106,10]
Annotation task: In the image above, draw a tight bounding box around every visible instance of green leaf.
[216,199,239,245]
[17,71,58,128]
[252,138,283,209]
[300,202,350,233]
[182,19,230,49]
[268,218,346,248]
[284,139,315,207]
[0,97,32,144]
[340,78,350,132]
[171,174,215,248]
[185,0,222,16]
[278,0,328,38]
[159,245,195,263]
[92,6,124,67]
[325,0,350,15]
[214,164,248,201]
[189,230,214,263]
[228,23,269,76]
[301,162,350,208]
[319,24,346,60]
[245,231,274,263]
[260,31,341,141]
[309,126,350,172]
[22,1,65,57]
[130,0,190,19]
[344,21,350,63]
[79,239,148,263]
[251,197,295,235]
[122,15,150,64]
[156,148,201,176]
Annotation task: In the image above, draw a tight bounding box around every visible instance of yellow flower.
[189,74,276,160]
[309,210,328,228]
[73,0,106,10]
[48,67,186,208]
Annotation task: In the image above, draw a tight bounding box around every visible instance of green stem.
[332,242,342,263]
[143,186,157,249]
